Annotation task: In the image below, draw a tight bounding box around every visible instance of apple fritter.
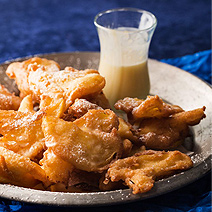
[28,68,105,110]
[117,117,139,144]
[6,57,60,99]
[18,95,34,113]
[66,98,102,121]
[0,85,22,110]
[40,149,74,185]
[85,91,111,109]
[105,150,193,194]
[40,95,66,118]
[73,109,119,133]
[42,110,122,172]
[63,93,111,121]
[115,95,183,123]
[136,107,206,149]
[99,173,127,191]
[0,146,47,187]
[115,97,143,113]
[0,56,207,195]
[0,110,45,161]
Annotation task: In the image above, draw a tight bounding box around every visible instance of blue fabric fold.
[0,50,211,212]
[161,50,211,84]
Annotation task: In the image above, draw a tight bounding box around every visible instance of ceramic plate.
[0,52,211,206]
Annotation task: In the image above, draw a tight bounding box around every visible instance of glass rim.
[94,7,157,32]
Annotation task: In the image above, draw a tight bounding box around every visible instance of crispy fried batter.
[121,139,133,158]
[6,57,60,99]
[40,149,74,185]
[115,96,183,123]
[114,97,143,113]
[0,146,47,187]
[0,85,22,110]
[85,91,111,109]
[18,95,34,113]
[64,94,110,121]
[0,57,207,195]
[40,95,66,118]
[105,150,193,194]
[42,110,122,172]
[0,110,45,160]
[136,107,206,149]
[99,173,126,191]
[73,109,119,133]
[117,117,139,143]
[28,68,105,110]
[66,98,102,120]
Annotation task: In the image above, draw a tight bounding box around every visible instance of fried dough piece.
[40,95,66,118]
[85,91,111,109]
[28,68,105,110]
[6,57,60,99]
[99,173,127,191]
[118,118,139,143]
[0,110,45,160]
[66,98,102,121]
[73,109,119,133]
[0,146,47,187]
[42,110,122,172]
[66,102,135,157]
[0,85,22,110]
[64,94,110,121]
[40,149,74,185]
[105,150,193,194]
[18,95,34,113]
[115,97,143,113]
[115,96,183,123]
[137,107,206,149]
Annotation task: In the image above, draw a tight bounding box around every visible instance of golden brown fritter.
[18,95,34,113]
[117,117,139,144]
[0,146,47,188]
[40,149,74,185]
[73,109,119,133]
[42,109,123,172]
[6,57,60,99]
[28,68,105,110]
[0,56,207,195]
[136,107,206,149]
[85,91,111,109]
[105,150,193,194]
[115,95,183,123]
[63,92,110,121]
[0,85,22,110]
[66,98,103,120]
[0,110,45,161]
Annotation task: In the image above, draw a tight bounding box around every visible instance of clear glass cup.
[94,8,157,106]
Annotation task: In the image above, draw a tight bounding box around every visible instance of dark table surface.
[0,0,211,211]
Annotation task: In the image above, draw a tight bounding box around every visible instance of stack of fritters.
[0,57,206,194]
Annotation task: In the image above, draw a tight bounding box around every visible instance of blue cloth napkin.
[0,50,211,212]
[161,50,212,84]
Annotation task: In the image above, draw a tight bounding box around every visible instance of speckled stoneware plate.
[0,52,211,206]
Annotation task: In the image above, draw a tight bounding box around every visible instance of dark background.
[0,0,211,63]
